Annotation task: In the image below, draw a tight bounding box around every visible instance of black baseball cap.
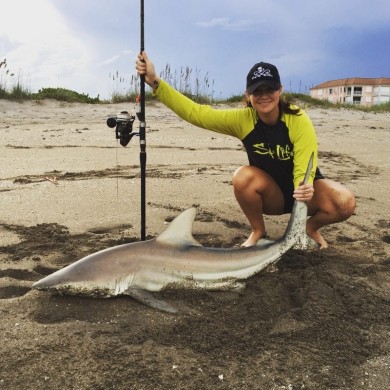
[246,62,281,94]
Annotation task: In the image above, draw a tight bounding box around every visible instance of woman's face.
[248,85,282,119]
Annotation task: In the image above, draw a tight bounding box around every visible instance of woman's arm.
[136,51,254,139]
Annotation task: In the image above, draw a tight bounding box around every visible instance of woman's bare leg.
[232,166,285,247]
[307,179,356,249]
[232,166,355,249]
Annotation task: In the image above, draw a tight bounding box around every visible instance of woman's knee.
[309,179,356,222]
[337,187,356,220]
[313,180,356,221]
[232,166,261,191]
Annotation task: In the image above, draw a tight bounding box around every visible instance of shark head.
[32,245,138,297]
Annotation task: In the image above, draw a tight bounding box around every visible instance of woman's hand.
[293,183,314,202]
[135,51,160,90]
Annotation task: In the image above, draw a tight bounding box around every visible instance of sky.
[1,0,389,100]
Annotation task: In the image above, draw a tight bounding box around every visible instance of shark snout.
[32,275,60,290]
[32,269,77,291]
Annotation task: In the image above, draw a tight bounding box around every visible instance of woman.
[136,52,356,249]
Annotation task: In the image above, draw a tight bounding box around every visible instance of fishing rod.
[106,0,147,241]
[138,0,146,241]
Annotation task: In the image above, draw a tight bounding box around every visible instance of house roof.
[310,77,390,90]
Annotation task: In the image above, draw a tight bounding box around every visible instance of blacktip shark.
[33,154,314,313]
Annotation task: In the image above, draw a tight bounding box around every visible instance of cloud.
[196,17,256,31]
[97,49,133,67]
[97,56,121,67]
[197,17,230,28]
[0,0,98,93]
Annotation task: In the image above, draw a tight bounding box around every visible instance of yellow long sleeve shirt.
[154,80,319,191]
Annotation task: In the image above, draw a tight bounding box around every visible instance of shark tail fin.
[283,152,314,249]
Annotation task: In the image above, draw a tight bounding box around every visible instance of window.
[365,86,372,93]
[381,86,390,95]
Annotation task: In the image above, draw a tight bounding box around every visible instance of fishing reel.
[106,111,137,147]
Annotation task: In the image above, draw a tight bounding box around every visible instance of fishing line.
[115,139,119,202]
[114,97,138,203]
[106,0,147,241]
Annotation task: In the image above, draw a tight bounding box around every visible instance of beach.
[0,98,389,389]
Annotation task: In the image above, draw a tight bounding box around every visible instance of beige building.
[310,78,390,106]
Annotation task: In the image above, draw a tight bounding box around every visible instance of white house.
[310,78,390,106]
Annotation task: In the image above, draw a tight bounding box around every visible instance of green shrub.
[32,87,100,103]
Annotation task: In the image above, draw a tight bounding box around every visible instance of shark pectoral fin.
[125,288,177,314]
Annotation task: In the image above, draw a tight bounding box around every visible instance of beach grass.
[1,58,389,112]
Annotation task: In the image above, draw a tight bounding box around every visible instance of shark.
[32,155,314,313]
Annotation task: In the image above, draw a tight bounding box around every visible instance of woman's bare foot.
[241,231,267,247]
[306,227,328,249]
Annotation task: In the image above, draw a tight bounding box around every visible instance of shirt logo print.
[252,143,293,160]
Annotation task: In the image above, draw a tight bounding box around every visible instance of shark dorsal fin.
[156,208,203,247]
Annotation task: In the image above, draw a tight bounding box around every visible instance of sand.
[0,98,389,389]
